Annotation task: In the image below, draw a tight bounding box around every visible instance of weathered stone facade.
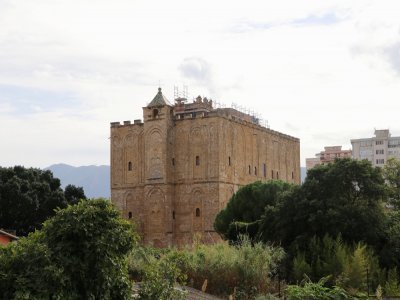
[110,88,300,247]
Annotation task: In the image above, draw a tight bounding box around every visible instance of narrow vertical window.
[292,171,294,179]
[263,164,267,177]
[172,211,175,220]
[276,171,279,179]
[153,108,159,118]
[128,161,132,171]
[128,212,132,219]
[248,165,251,174]
[172,158,175,166]
[196,156,200,166]
[196,208,201,217]
[271,170,274,179]
[254,166,257,175]
[228,156,231,166]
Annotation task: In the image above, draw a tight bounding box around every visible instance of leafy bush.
[137,258,187,300]
[292,235,383,294]
[384,268,400,296]
[128,245,188,299]
[128,236,284,298]
[0,199,137,300]
[183,236,284,298]
[0,231,65,299]
[286,276,363,300]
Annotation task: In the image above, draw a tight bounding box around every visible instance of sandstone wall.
[111,105,300,247]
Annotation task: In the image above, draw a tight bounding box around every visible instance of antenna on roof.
[174,85,188,103]
[183,85,188,99]
[174,86,179,99]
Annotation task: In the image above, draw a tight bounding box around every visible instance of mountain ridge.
[45,164,110,199]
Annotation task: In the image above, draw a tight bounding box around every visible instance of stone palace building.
[110,88,300,247]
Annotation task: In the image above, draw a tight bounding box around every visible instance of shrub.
[137,258,187,300]
[182,236,284,298]
[286,276,362,300]
[292,235,384,294]
[0,199,137,299]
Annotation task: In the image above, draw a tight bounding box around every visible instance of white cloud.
[0,0,400,167]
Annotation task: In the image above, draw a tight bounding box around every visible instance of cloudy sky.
[0,0,399,168]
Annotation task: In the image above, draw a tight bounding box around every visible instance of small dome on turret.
[147,87,172,107]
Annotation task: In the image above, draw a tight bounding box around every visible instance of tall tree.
[0,166,86,236]
[216,159,387,251]
[259,159,387,249]
[64,184,86,205]
[214,180,295,241]
[383,157,400,208]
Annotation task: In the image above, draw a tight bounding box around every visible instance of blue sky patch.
[0,84,81,115]
[293,13,342,26]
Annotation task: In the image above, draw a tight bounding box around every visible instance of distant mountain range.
[46,164,110,199]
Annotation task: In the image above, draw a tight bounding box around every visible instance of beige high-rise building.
[305,146,352,170]
[351,129,400,167]
[110,88,300,247]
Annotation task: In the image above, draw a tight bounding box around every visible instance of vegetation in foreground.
[2,158,400,299]
[0,199,136,299]
[213,158,400,298]
[128,235,284,299]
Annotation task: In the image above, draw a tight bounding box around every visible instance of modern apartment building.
[351,129,400,167]
[305,146,352,170]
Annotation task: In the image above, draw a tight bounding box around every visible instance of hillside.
[46,164,110,199]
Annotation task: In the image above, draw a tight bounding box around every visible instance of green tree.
[64,184,86,204]
[214,180,295,240]
[379,210,400,270]
[0,199,137,300]
[259,159,387,249]
[42,199,137,299]
[0,231,65,299]
[383,157,400,208]
[384,268,400,296]
[0,166,86,235]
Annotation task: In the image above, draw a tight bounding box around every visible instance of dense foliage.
[285,277,361,300]
[0,199,137,300]
[128,236,285,299]
[214,158,400,296]
[383,157,400,208]
[257,159,387,249]
[215,180,295,241]
[0,166,86,236]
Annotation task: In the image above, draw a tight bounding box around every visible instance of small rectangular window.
[271,170,274,179]
[172,158,175,166]
[254,166,257,175]
[228,156,231,166]
[196,156,200,166]
[263,164,266,177]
